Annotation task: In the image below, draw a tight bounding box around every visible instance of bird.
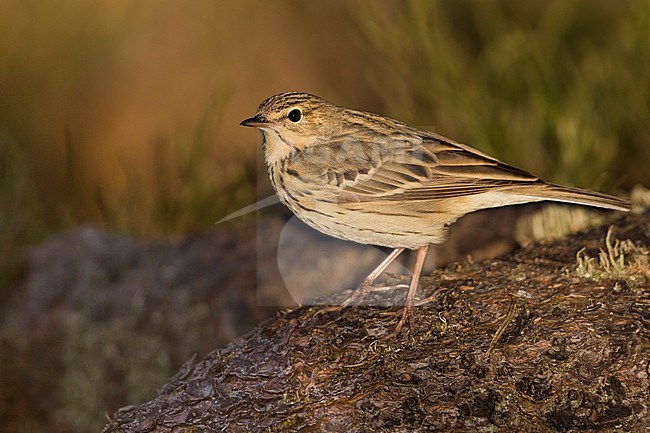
[240,91,630,335]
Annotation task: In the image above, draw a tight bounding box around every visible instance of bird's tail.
[512,182,630,212]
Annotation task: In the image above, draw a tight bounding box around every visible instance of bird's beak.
[240,114,269,128]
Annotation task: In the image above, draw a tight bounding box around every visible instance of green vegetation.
[574,226,650,282]
[0,108,256,283]
[90,94,257,238]
[0,134,48,284]
[1,0,649,282]
[352,0,650,189]
[0,0,257,283]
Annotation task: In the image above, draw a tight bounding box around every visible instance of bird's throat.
[261,129,296,166]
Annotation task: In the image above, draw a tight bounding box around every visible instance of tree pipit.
[241,92,630,336]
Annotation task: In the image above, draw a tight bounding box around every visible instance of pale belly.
[277,186,452,249]
[271,164,544,250]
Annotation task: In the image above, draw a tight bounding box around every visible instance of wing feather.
[339,135,540,202]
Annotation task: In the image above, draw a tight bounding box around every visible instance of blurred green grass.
[1,0,649,286]
[351,0,649,189]
[0,101,256,283]
[0,0,257,284]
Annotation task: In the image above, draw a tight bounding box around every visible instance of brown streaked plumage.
[241,92,630,335]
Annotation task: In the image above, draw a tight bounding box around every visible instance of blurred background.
[1,0,648,431]
[2,0,649,273]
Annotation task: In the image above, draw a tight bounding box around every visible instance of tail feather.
[513,182,630,212]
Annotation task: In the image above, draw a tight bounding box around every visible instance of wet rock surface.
[102,211,649,432]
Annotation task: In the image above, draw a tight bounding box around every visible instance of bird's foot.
[381,305,415,340]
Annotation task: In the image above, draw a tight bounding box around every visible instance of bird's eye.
[288,108,302,123]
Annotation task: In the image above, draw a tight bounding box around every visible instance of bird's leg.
[339,247,406,307]
[392,244,429,336]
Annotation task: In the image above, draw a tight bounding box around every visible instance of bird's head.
[241,92,346,163]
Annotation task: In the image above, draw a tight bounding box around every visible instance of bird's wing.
[336,134,541,203]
